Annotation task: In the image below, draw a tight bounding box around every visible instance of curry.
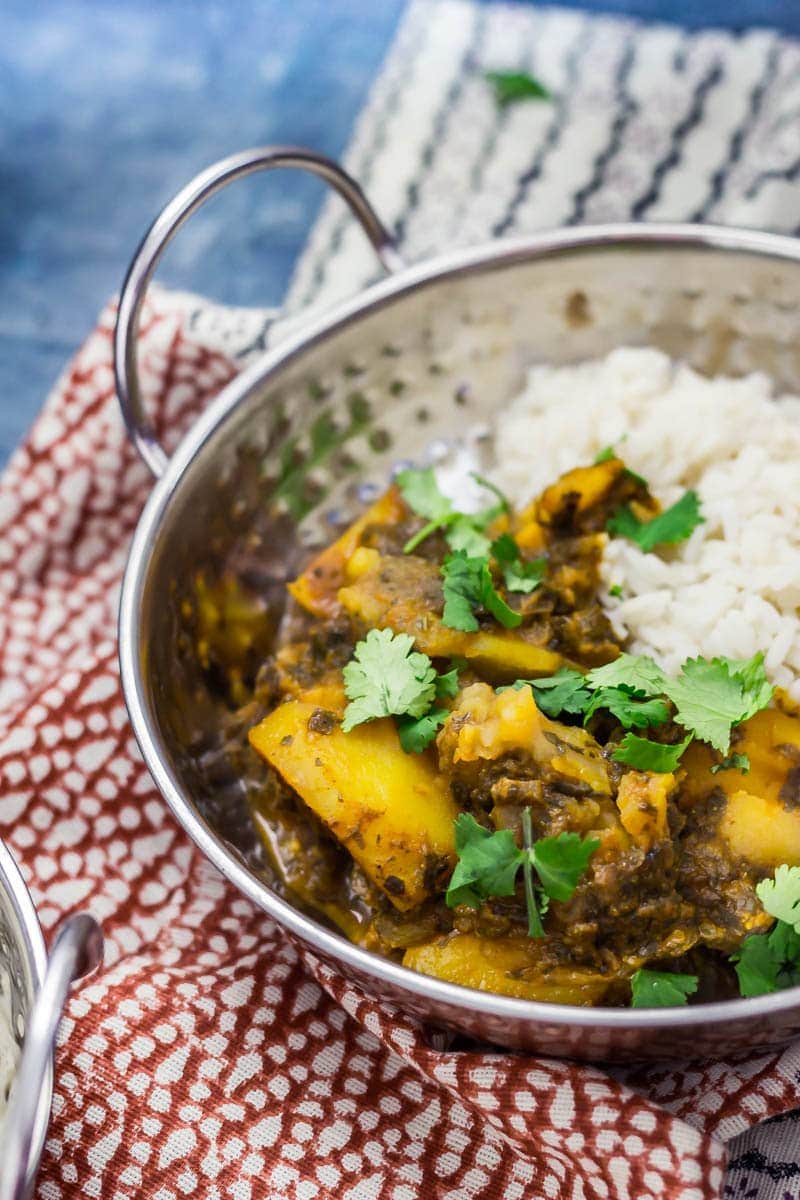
[181,457,800,1007]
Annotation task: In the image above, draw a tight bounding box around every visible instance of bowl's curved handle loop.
[114,146,404,479]
[0,914,103,1200]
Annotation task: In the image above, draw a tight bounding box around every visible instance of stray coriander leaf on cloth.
[397,708,449,754]
[531,832,600,902]
[584,687,670,731]
[756,865,800,932]
[711,752,750,775]
[441,551,521,632]
[491,533,547,594]
[612,732,691,773]
[342,629,437,731]
[630,969,698,1008]
[484,69,550,107]
[665,652,773,754]
[445,814,524,908]
[586,654,668,698]
[607,489,703,552]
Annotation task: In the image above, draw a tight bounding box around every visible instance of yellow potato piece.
[616,771,673,849]
[288,486,408,618]
[439,682,612,797]
[721,791,800,870]
[684,708,800,870]
[338,554,565,681]
[404,932,612,1005]
[249,700,457,910]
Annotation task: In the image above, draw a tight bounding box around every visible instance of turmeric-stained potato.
[249,700,457,910]
[438,682,612,797]
[683,708,800,870]
[288,486,408,618]
[616,770,674,850]
[404,932,612,1005]
[338,553,565,680]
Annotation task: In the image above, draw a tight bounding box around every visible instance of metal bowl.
[117,146,800,1062]
[0,841,49,1196]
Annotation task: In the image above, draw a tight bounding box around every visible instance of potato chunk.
[338,553,565,680]
[683,708,800,870]
[249,699,457,910]
[404,932,612,1005]
[289,486,408,618]
[616,771,674,850]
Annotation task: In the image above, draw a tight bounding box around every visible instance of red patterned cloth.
[1,291,799,1200]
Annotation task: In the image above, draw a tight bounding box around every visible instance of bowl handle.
[0,914,103,1200]
[114,146,404,479]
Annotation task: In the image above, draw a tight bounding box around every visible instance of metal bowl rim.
[0,839,49,1166]
[120,220,800,1032]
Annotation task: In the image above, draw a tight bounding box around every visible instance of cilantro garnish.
[341,631,458,751]
[608,584,624,599]
[342,629,437,731]
[594,446,617,464]
[491,533,546,595]
[397,467,507,557]
[528,669,592,719]
[446,811,598,938]
[484,69,550,107]
[607,489,703,552]
[612,733,691,773]
[397,708,449,754]
[586,654,668,698]
[630,968,698,1008]
[664,652,773,754]
[731,867,800,997]
[710,752,750,775]
[757,865,800,931]
[441,551,521,632]
[584,687,670,731]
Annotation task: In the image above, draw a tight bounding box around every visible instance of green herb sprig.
[446,811,598,938]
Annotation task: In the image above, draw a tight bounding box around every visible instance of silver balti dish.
[117,146,800,1063]
[0,835,102,1200]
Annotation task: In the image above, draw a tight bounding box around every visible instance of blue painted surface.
[1,0,799,462]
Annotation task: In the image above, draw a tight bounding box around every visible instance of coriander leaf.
[470,473,511,514]
[528,669,592,719]
[440,552,522,632]
[711,752,750,775]
[446,517,492,558]
[441,552,483,632]
[732,932,783,997]
[594,446,617,464]
[435,667,460,701]
[665,657,760,754]
[397,708,449,754]
[521,807,545,938]
[531,832,599,902]
[607,489,704,552]
[757,865,800,932]
[491,533,547,595]
[485,69,550,107]
[586,653,667,698]
[612,732,691,773]
[396,467,452,521]
[446,813,524,908]
[342,629,437,732]
[724,651,774,721]
[731,920,800,997]
[608,584,624,599]
[630,969,698,1008]
[585,686,671,731]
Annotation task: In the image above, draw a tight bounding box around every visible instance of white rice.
[491,347,800,702]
